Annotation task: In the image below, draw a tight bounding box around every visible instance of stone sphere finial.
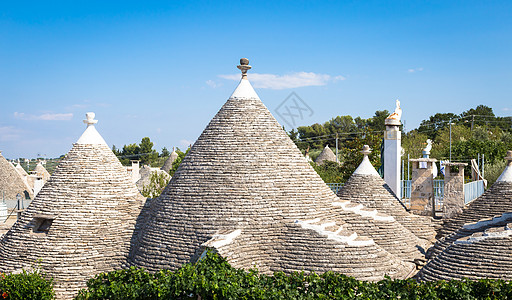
[360,145,372,156]
[237,58,252,79]
[83,112,98,126]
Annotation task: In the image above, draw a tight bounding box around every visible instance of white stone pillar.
[33,177,44,196]
[384,119,401,198]
[131,160,140,183]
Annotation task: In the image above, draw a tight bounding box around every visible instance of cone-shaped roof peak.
[497,150,512,182]
[230,58,259,100]
[354,145,380,176]
[76,112,107,145]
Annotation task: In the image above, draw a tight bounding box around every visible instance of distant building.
[0,152,33,200]
[315,145,337,165]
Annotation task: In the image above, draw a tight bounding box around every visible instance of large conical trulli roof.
[428,150,512,259]
[418,212,512,281]
[0,152,33,200]
[129,58,423,279]
[161,147,178,173]
[315,144,337,165]
[0,113,146,300]
[337,145,437,243]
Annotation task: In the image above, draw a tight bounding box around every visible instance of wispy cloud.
[219,72,346,90]
[206,80,221,88]
[503,107,511,112]
[68,101,111,110]
[408,67,424,73]
[14,112,73,121]
[179,139,194,147]
[0,126,22,141]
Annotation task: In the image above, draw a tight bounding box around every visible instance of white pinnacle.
[497,151,512,182]
[230,58,260,100]
[353,145,380,176]
[76,112,107,145]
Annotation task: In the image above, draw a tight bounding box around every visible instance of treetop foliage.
[112,137,160,166]
[290,105,512,184]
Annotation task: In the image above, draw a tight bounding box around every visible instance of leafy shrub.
[485,159,507,186]
[0,269,54,300]
[77,251,512,300]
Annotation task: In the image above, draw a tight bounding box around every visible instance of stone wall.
[443,164,466,219]
[410,159,436,216]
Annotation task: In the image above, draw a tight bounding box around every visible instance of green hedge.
[0,269,54,300]
[77,251,512,300]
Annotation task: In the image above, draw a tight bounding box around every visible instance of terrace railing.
[464,180,485,204]
[326,183,344,194]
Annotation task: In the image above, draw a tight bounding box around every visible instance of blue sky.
[1,1,511,158]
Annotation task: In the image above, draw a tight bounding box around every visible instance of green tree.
[310,161,344,183]
[417,113,459,140]
[402,131,428,160]
[141,172,170,198]
[160,147,170,158]
[139,137,158,165]
[366,110,389,132]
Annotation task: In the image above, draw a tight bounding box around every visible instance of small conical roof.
[34,161,51,182]
[436,151,512,240]
[161,148,178,173]
[315,145,337,165]
[338,145,436,243]
[0,152,33,200]
[419,212,512,281]
[15,162,29,177]
[0,112,146,300]
[130,59,421,279]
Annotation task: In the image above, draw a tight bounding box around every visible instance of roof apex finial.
[237,58,251,79]
[83,112,98,127]
[360,145,372,156]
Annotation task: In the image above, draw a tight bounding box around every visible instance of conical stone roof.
[315,145,337,165]
[15,162,29,178]
[34,161,51,182]
[436,151,512,240]
[418,212,512,281]
[428,151,512,259]
[161,148,178,173]
[129,59,420,279]
[337,145,437,244]
[0,113,146,300]
[0,152,33,200]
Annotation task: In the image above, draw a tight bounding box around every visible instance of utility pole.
[335,132,339,163]
[482,154,485,178]
[471,115,474,131]
[449,118,452,162]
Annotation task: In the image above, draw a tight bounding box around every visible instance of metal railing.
[400,180,411,208]
[464,180,485,204]
[326,183,344,194]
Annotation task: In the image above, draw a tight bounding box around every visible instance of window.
[32,214,55,234]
